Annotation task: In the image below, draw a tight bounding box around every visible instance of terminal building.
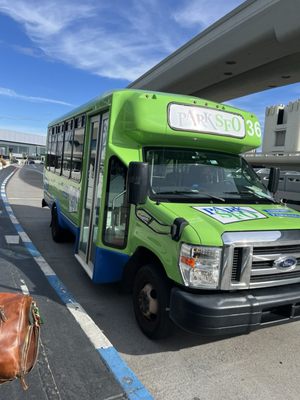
[0,129,46,160]
[243,100,300,210]
[244,100,300,172]
[263,100,300,154]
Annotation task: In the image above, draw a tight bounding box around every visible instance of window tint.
[277,108,284,125]
[62,120,73,177]
[46,128,51,169]
[103,157,129,248]
[49,130,57,172]
[55,131,64,174]
[46,115,86,180]
[145,148,272,203]
[71,116,85,181]
[275,130,286,147]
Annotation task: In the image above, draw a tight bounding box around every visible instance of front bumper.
[169,283,300,336]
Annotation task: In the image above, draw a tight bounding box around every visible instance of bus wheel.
[133,264,172,339]
[51,206,66,243]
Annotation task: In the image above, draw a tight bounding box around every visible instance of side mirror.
[268,167,280,194]
[127,162,149,205]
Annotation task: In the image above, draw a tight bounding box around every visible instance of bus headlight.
[179,244,222,289]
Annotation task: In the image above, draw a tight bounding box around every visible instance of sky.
[0,0,300,137]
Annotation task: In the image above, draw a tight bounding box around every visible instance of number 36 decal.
[246,120,262,137]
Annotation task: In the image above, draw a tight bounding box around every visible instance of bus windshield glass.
[145,148,274,203]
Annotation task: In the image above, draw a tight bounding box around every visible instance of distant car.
[28,160,35,164]
[255,168,270,175]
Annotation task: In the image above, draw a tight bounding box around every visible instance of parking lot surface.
[0,166,127,400]
[5,164,300,400]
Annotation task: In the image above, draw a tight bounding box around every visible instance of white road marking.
[34,256,57,276]
[10,215,19,224]
[18,231,32,243]
[67,303,112,349]
[5,235,20,244]
[20,279,30,295]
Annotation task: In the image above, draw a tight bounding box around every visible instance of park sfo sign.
[168,103,260,139]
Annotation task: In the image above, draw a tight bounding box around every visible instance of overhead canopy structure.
[129,0,300,102]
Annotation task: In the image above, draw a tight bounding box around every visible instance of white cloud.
[0,0,96,36]
[0,0,180,81]
[0,87,73,106]
[172,0,245,28]
[0,0,245,82]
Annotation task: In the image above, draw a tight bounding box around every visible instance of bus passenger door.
[76,112,108,278]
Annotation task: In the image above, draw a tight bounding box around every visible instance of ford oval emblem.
[274,256,298,270]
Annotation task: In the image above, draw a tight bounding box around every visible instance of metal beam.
[129,0,300,101]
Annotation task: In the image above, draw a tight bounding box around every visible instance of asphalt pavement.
[0,166,127,399]
[4,164,300,400]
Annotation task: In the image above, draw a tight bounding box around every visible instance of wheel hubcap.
[138,283,158,320]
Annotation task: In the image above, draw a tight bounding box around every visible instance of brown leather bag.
[0,293,41,390]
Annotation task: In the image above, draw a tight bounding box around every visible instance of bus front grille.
[223,231,300,290]
[230,245,300,288]
[250,270,300,283]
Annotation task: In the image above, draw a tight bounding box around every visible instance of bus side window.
[56,129,64,175]
[103,157,129,249]
[71,117,85,181]
[49,128,57,172]
[62,121,74,178]
[46,128,52,170]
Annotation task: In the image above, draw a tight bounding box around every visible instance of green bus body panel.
[44,171,82,227]
[109,90,261,154]
[49,93,113,126]
[162,203,300,243]
[44,89,300,286]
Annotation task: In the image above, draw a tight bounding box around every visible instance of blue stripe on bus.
[54,200,66,229]
[93,247,130,283]
[52,200,129,283]
[54,200,80,250]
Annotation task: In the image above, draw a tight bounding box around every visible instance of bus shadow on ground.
[18,165,44,190]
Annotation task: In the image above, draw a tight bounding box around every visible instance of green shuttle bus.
[43,89,300,339]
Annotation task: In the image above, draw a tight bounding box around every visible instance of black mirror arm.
[171,218,189,241]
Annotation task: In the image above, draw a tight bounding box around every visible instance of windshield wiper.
[243,189,277,203]
[155,190,225,202]
[197,191,225,202]
[224,190,277,203]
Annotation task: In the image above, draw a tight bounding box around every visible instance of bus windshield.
[145,148,275,204]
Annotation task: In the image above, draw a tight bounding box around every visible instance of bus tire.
[133,264,172,339]
[51,206,66,243]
